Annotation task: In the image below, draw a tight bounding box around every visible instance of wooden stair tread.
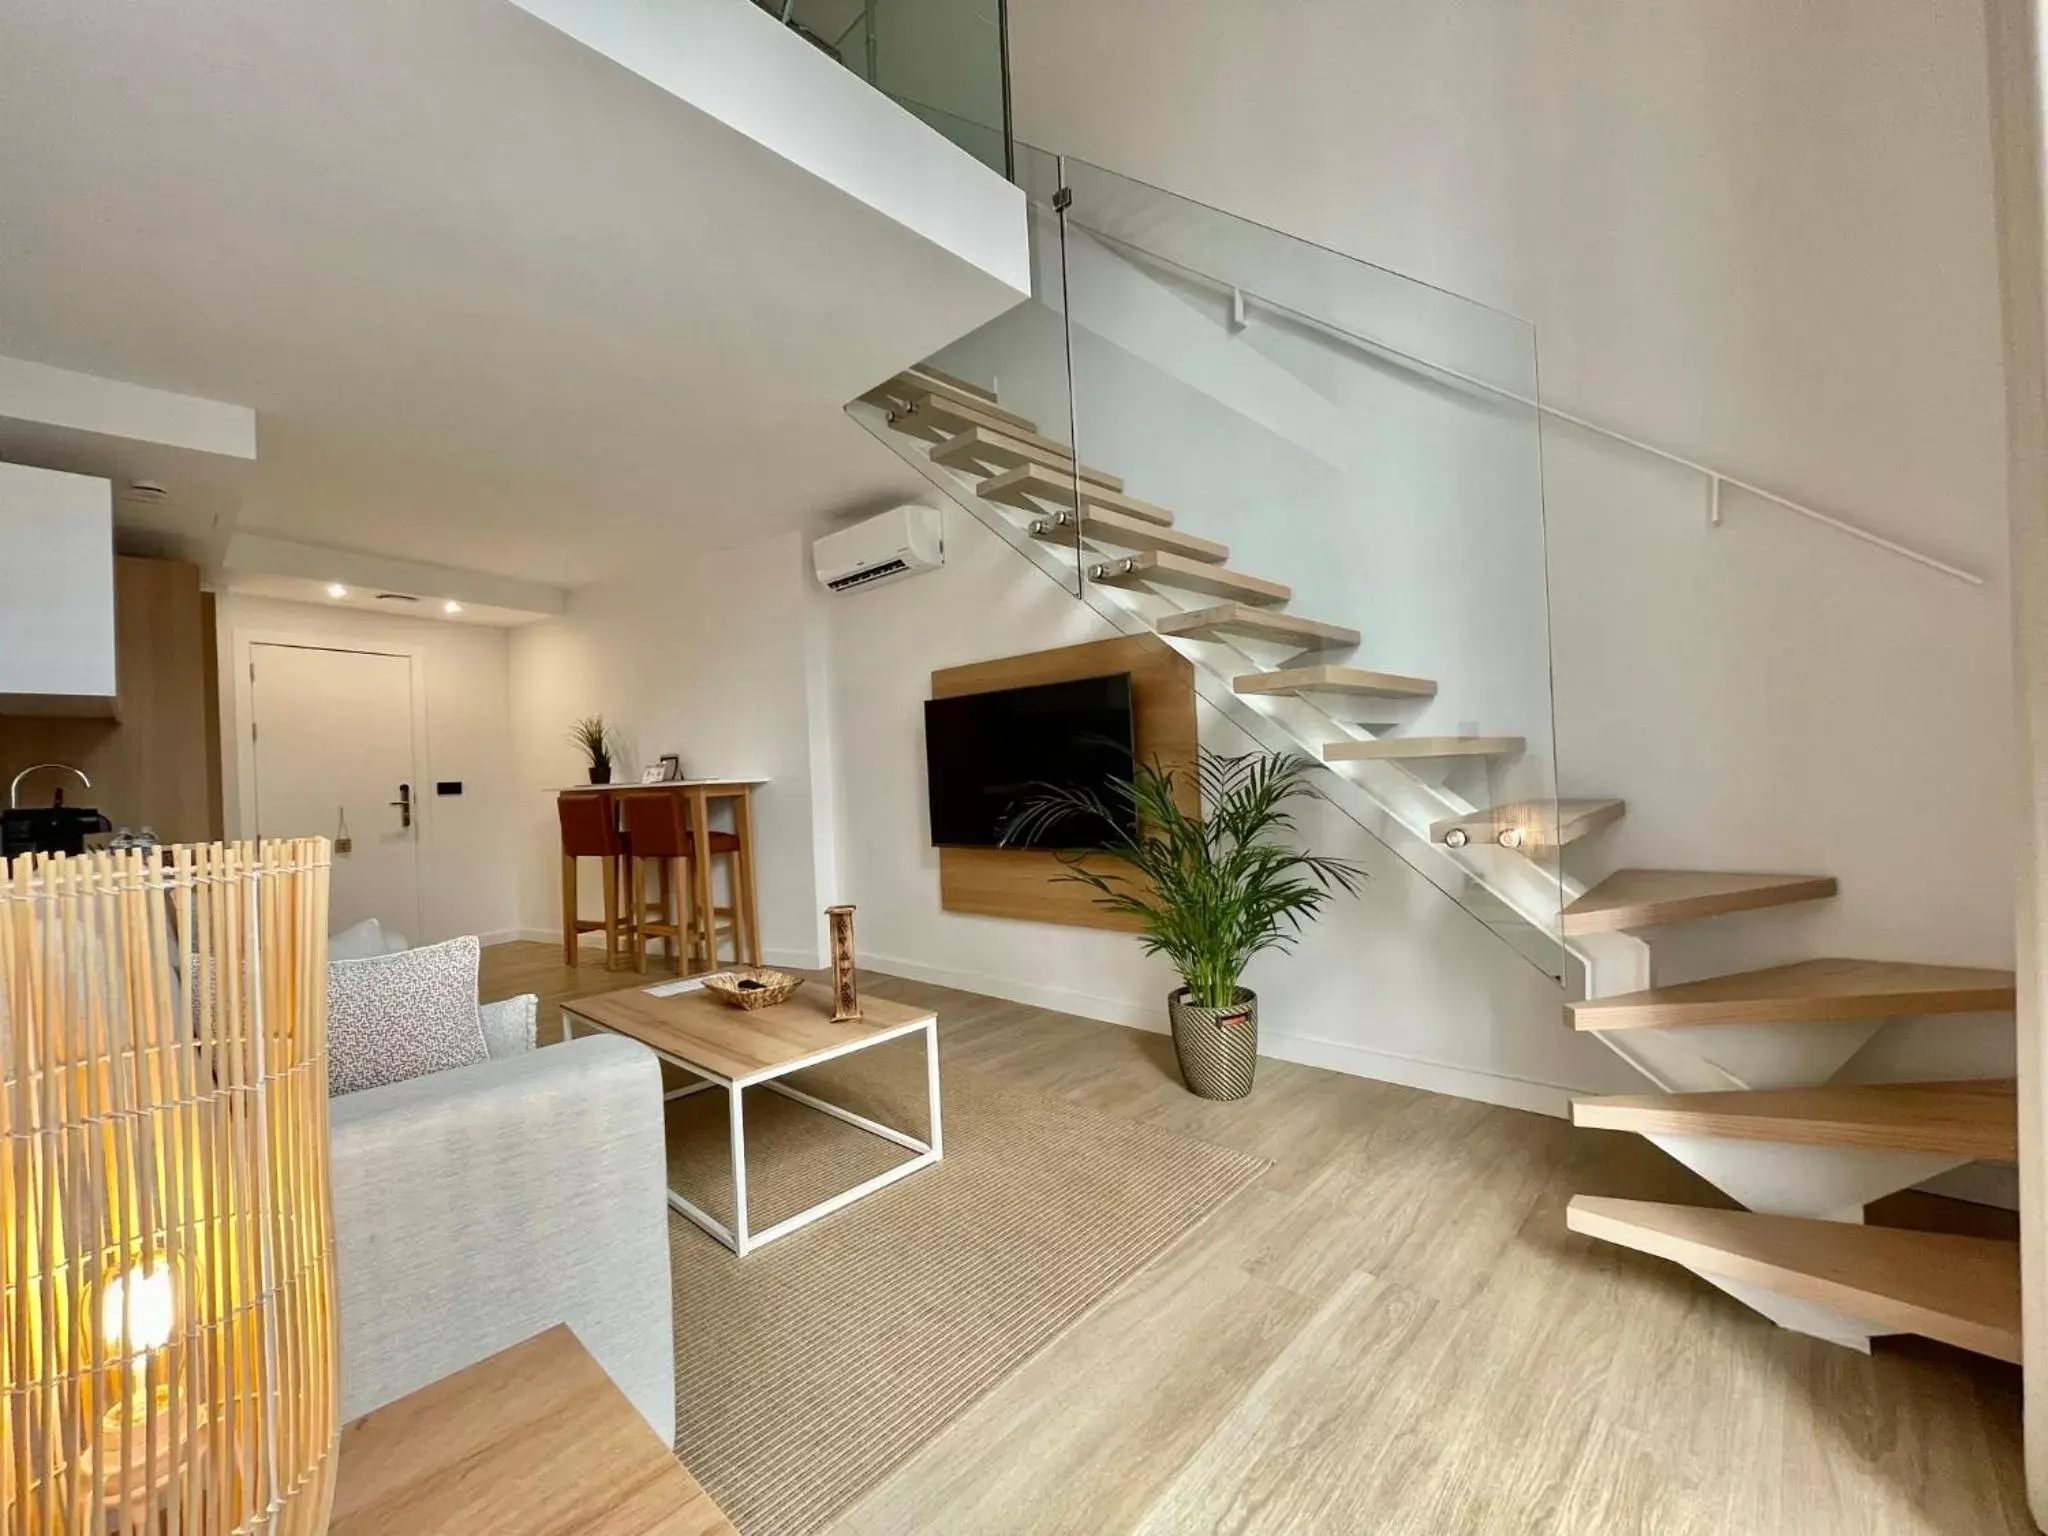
[1325,736,1525,762]
[1562,869,1839,935]
[931,425,1124,493]
[1233,665,1437,700]
[1566,1196,2021,1363]
[863,370,1036,433]
[893,394,1055,451]
[978,463,1176,526]
[906,363,997,403]
[1030,509,1227,563]
[1092,551,1289,605]
[1431,798,1624,849]
[1572,1080,2017,1160]
[1569,958,2017,1032]
[1155,604,1360,649]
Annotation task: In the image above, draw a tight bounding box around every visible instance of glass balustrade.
[849,145,1568,980]
[754,0,1010,174]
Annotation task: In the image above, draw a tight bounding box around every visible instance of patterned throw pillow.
[327,935,489,1096]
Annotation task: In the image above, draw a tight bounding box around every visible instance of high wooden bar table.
[556,779,765,969]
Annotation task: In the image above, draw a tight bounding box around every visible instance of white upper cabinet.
[0,460,116,712]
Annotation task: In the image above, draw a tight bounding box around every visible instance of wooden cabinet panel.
[0,556,221,841]
[930,635,1196,932]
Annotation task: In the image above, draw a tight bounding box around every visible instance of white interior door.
[249,642,422,938]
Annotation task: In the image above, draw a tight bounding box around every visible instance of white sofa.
[327,970,676,1443]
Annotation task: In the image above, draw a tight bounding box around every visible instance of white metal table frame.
[562,999,943,1257]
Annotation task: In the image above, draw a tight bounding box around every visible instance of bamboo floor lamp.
[2,839,339,1534]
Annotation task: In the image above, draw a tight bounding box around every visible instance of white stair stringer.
[1697,1273,1885,1354]
[1637,1020,1889,1091]
[1643,1134,1970,1221]
[847,395,1622,985]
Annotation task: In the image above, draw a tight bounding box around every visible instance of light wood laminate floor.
[484,943,2031,1536]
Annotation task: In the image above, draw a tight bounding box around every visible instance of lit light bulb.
[101,1264,176,1355]
[1443,827,1468,849]
[1497,826,1525,851]
[326,583,348,599]
[443,600,462,615]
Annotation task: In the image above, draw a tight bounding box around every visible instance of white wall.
[506,530,834,969]
[216,593,520,944]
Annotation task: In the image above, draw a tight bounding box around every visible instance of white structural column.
[1986,0,2048,1524]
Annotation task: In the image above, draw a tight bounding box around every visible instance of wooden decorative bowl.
[701,967,804,1011]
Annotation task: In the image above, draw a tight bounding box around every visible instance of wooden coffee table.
[563,978,942,1256]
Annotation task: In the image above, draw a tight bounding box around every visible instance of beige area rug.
[662,1031,1268,1536]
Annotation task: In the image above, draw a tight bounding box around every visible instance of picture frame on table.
[656,754,683,782]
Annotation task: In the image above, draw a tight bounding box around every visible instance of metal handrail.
[1072,217,1987,590]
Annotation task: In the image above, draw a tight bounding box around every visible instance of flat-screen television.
[924,672,1137,850]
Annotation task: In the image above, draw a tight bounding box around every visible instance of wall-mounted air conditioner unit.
[812,504,943,594]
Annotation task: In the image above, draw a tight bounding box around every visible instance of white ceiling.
[0,0,1024,585]
[225,575,551,629]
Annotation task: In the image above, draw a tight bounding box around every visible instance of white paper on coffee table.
[644,976,709,997]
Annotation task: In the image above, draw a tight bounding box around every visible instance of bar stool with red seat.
[620,790,747,973]
[557,790,632,970]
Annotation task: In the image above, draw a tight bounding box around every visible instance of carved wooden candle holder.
[826,904,861,1022]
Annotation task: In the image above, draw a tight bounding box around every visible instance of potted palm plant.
[1004,749,1364,1101]
[570,715,616,785]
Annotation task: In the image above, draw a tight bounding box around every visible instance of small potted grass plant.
[571,715,616,785]
[1004,749,1364,1100]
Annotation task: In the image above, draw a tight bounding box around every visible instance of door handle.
[388,783,412,830]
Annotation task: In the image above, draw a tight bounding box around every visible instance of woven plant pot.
[1168,987,1258,1101]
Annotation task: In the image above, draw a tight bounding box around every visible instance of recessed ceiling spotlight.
[326,583,348,599]
[443,600,463,615]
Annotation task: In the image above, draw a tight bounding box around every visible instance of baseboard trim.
[861,951,1582,1118]
[860,951,1161,1030]
[1255,1031,1577,1119]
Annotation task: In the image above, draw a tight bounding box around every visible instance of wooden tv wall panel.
[931,635,1197,932]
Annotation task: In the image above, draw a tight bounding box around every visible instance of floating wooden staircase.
[1562,869,1838,935]
[864,368,1036,433]
[1154,603,1361,649]
[1089,551,1290,605]
[1573,1080,2017,1160]
[931,424,1125,492]
[1431,797,1624,850]
[1233,665,1438,700]
[897,395,1077,458]
[979,463,1178,526]
[1030,509,1228,563]
[1569,958,2017,1032]
[904,361,1000,403]
[861,362,2025,1364]
[1567,1197,2022,1364]
[1324,735,1524,762]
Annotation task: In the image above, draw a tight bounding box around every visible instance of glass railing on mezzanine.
[749,0,1010,175]
[847,145,1569,982]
